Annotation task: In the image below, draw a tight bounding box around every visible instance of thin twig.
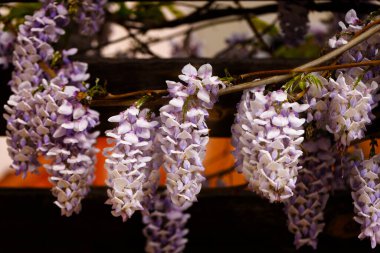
[235,1,272,54]
[218,21,380,96]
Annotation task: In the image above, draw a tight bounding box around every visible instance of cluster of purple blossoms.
[104,106,159,221]
[284,136,335,249]
[142,191,190,253]
[350,151,380,248]
[158,63,225,208]
[0,30,16,69]
[4,2,69,176]
[4,1,101,215]
[73,0,107,36]
[278,0,309,46]
[37,78,99,216]
[231,87,309,202]
[304,10,379,147]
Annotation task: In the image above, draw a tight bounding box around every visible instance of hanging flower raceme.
[232,87,309,202]
[73,0,107,36]
[305,9,379,147]
[284,137,335,249]
[0,30,15,69]
[304,72,378,147]
[278,0,309,46]
[350,151,380,249]
[33,78,99,216]
[4,2,69,176]
[158,63,225,208]
[142,190,190,253]
[104,106,159,221]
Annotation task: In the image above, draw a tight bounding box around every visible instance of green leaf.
[166,4,184,18]
[274,35,321,59]
[2,3,41,28]
[250,17,279,36]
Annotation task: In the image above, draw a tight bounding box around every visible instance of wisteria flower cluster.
[0,30,15,69]
[305,73,378,147]
[284,137,335,249]
[36,78,100,216]
[4,0,105,215]
[142,191,190,253]
[278,0,309,46]
[73,0,107,36]
[350,151,380,249]
[232,87,309,202]
[104,106,160,221]
[5,1,69,176]
[158,63,224,208]
[305,10,379,147]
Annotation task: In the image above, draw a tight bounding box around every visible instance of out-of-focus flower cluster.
[232,87,309,202]
[278,0,309,46]
[73,0,107,36]
[284,137,335,249]
[0,30,16,69]
[142,191,190,253]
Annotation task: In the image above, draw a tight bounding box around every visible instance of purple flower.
[4,1,69,176]
[104,106,160,221]
[73,0,107,36]
[350,151,380,248]
[159,63,224,208]
[0,30,15,69]
[232,87,309,202]
[32,73,99,216]
[284,136,335,249]
[142,191,190,253]
[278,0,309,46]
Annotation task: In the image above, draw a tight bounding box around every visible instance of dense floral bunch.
[142,191,190,253]
[0,30,16,69]
[73,0,107,36]
[305,73,378,147]
[36,77,99,216]
[305,10,379,147]
[104,106,160,221]
[278,0,309,46]
[4,2,69,176]
[350,151,380,248]
[284,137,335,249]
[231,87,309,202]
[158,63,224,208]
[4,1,102,215]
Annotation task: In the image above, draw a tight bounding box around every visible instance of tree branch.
[218,21,380,96]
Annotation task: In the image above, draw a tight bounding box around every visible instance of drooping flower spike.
[104,106,160,221]
[232,87,309,202]
[158,63,225,208]
[284,136,335,249]
[142,190,191,253]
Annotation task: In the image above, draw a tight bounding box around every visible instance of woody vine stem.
[90,20,380,106]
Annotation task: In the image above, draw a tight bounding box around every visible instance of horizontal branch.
[239,60,380,80]
[218,21,380,96]
[116,2,379,31]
